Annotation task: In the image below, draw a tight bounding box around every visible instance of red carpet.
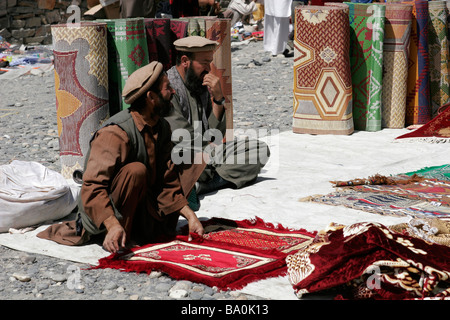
[396,103,450,141]
[287,222,450,299]
[94,217,316,290]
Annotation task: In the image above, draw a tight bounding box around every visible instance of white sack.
[0,160,80,232]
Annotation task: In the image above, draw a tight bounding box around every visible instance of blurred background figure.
[119,0,157,18]
[223,0,259,27]
[263,0,293,57]
[168,0,222,18]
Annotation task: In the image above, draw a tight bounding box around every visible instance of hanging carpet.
[347,2,386,132]
[144,18,189,71]
[292,5,354,135]
[205,18,234,132]
[403,0,431,126]
[427,0,450,118]
[381,3,413,128]
[94,217,316,291]
[100,18,149,113]
[51,22,109,179]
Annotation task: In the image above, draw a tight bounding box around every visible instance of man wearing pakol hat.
[165,36,270,195]
[39,62,205,253]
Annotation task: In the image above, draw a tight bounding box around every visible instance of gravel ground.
[0,39,294,302]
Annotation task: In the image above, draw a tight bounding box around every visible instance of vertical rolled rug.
[428,0,450,118]
[52,22,109,179]
[182,17,207,37]
[382,3,413,128]
[205,18,234,132]
[292,5,354,135]
[144,18,188,71]
[100,18,149,113]
[446,1,450,43]
[170,19,189,66]
[144,18,173,71]
[143,19,158,67]
[403,0,431,126]
[347,2,386,132]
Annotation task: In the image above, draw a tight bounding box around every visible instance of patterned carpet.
[94,217,316,290]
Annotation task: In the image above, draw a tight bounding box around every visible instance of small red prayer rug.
[396,103,450,142]
[94,217,316,290]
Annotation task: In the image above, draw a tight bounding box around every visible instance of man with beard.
[39,62,205,253]
[165,36,270,195]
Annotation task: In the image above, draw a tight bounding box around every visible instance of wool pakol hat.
[122,61,163,104]
[174,36,218,52]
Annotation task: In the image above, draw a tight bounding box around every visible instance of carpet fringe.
[394,137,450,143]
[330,174,425,187]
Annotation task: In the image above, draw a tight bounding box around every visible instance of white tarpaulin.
[0,129,448,299]
[0,160,79,233]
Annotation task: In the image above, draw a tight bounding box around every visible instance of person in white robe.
[263,0,293,56]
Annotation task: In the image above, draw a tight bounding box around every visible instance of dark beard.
[185,65,208,98]
[154,93,172,117]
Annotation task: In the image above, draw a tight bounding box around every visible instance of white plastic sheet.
[0,160,79,232]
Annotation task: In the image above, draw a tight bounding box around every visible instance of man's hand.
[203,73,223,102]
[102,216,127,253]
[180,205,205,241]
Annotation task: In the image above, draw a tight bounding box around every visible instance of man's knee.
[113,162,148,189]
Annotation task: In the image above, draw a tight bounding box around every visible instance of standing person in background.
[263,0,293,57]
[119,0,157,18]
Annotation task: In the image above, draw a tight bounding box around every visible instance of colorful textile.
[404,0,431,126]
[428,0,450,118]
[389,217,450,247]
[286,222,450,299]
[292,5,354,135]
[144,18,172,71]
[405,164,450,181]
[347,2,386,131]
[348,177,450,207]
[171,19,189,39]
[205,18,234,131]
[382,3,413,128]
[306,171,450,219]
[199,217,316,254]
[52,22,109,179]
[94,217,316,290]
[446,1,450,43]
[396,102,450,142]
[144,18,188,71]
[181,17,207,37]
[308,190,450,218]
[170,19,189,58]
[100,18,149,113]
